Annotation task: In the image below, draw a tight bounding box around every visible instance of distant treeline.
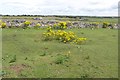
[1,14,118,18]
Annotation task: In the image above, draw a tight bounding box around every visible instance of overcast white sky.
[0,0,119,16]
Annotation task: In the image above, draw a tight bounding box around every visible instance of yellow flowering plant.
[0,20,7,28]
[0,20,2,28]
[24,21,31,28]
[42,27,87,45]
[102,22,110,28]
[1,22,7,28]
[91,22,99,28]
[34,23,41,29]
[53,22,67,30]
[74,37,87,45]
[42,27,56,41]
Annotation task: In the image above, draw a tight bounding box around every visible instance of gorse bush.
[24,21,31,28]
[43,27,87,45]
[0,20,2,27]
[24,21,31,26]
[34,23,41,29]
[102,22,110,28]
[55,30,77,43]
[0,20,7,28]
[42,26,55,41]
[73,37,87,45]
[90,22,99,28]
[1,22,7,28]
[53,22,67,30]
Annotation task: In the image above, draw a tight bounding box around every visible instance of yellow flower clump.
[53,22,67,30]
[43,27,87,45]
[0,22,6,28]
[34,23,41,29]
[0,20,7,28]
[24,21,31,27]
[0,20,2,28]
[74,37,87,45]
[102,22,110,28]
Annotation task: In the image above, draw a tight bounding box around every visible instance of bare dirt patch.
[9,64,31,74]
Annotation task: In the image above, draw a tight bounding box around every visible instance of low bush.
[53,22,67,30]
[102,22,110,28]
[34,23,41,29]
[42,27,87,45]
[0,20,7,28]
[23,21,31,28]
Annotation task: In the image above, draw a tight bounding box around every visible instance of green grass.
[2,28,118,78]
[84,17,118,23]
[2,16,118,23]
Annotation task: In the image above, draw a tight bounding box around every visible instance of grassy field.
[2,28,118,78]
[2,16,118,23]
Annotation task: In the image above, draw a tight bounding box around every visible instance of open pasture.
[2,28,118,78]
[0,16,118,78]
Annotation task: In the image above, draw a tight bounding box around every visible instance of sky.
[0,0,119,16]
